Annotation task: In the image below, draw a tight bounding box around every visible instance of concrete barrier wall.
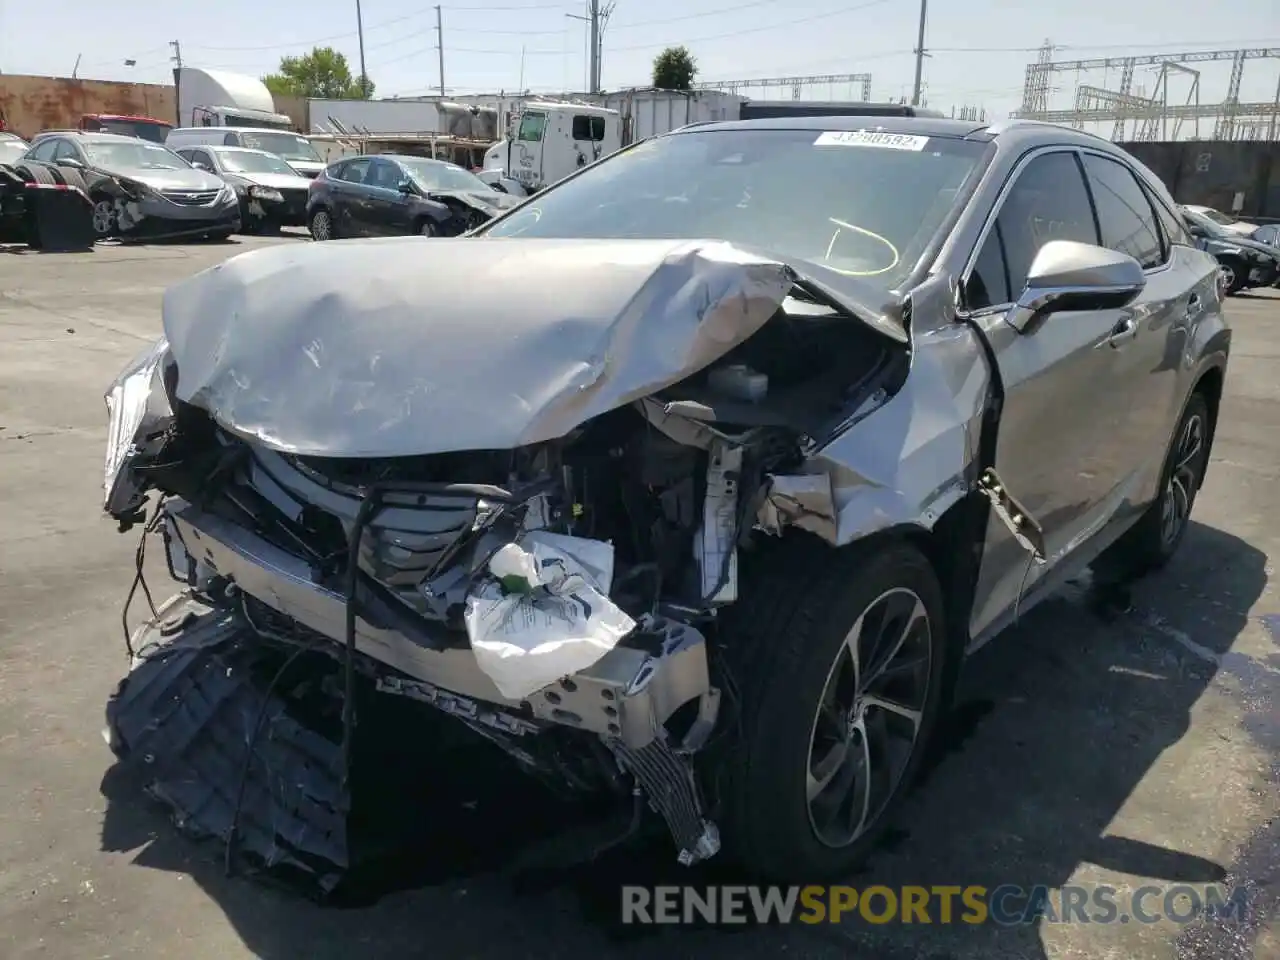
[0,75,175,139]
[0,75,310,137]
[1121,140,1280,222]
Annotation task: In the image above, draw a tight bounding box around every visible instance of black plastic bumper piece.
[105,612,350,896]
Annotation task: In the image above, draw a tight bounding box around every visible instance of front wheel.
[308,207,335,241]
[715,540,953,881]
[1218,258,1247,295]
[90,195,117,238]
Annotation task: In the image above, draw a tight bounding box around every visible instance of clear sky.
[1,0,1278,121]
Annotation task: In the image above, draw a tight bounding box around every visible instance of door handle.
[1107,316,1139,346]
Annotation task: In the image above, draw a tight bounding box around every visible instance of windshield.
[237,131,321,162]
[1184,209,1229,238]
[217,150,298,175]
[0,139,29,163]
[1195,207,1236,226]
[398,158,491,192]
[480,127,989,289]
[97,120,172,144]
[86,141,190,171]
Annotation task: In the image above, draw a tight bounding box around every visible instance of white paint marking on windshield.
[813,130,930,151]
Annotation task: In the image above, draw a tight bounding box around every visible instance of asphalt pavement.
[0,234,1275,960]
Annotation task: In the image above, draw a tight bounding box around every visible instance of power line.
[606,0,895,53]
[608,0,786,31]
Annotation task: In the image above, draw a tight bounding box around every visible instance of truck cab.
[482,101,621,192]
[176,68,294,133]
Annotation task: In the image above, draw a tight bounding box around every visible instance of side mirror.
[397,179,414,195]
[192,162,211,172]
[1007,240,1145,333]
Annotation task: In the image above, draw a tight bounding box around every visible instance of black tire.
[89,193,118,239]
[1219,257,1247,295]
[53,166,88,193]
[13,162,54,185]
[713,538,954,882]
[205,230,235,242]
[308,207,335,241]
[1095,392,1211,580]
[416,217,437,237]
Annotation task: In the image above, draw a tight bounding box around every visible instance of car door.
[962,148,1144,638]
[330,158,372,235]
[1078,150,1193,518]
[361,158,413,235]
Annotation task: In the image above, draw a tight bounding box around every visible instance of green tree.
[263,46,374,99]
[652,46,697,91]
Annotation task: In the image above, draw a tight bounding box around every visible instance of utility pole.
[170,40,183,126]
[910,0,928,106]
[355,0,369,97]
[588,0,600,94]
[435,5,446,96]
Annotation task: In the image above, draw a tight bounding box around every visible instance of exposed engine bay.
[102,237,912,892]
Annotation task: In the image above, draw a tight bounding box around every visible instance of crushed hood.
[162,237,799,458]
[429,189,520,214]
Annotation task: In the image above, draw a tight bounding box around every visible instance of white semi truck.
[175,68,293,130]
[481,101,622,193]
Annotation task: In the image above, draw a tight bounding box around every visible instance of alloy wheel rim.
[92,200,115,236]
[1160,413,1204,547]
[312,212,330,240]
[806,586,932,849]
[1219,265,1235,289]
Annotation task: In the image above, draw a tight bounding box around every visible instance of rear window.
[93,119,173,144]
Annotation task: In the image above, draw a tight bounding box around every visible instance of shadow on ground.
[99,522,1272,960]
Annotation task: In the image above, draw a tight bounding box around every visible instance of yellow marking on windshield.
[824,217,900,277]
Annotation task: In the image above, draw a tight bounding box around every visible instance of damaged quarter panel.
[162,236,796,456]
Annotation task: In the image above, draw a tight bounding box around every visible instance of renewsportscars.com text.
[621,884,1250,926]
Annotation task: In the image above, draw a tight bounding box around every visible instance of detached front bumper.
[125,496,722,872]
[163,497,715,749]
[115,190,241,240]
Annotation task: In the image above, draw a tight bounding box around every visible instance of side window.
[571,115,605,141]
[996,151,1099,296]
[966,222,1013,309]
[1081,153,1163,269]
[30,138,60,162]
[1146,188,1192,248]
[175,149,194,162]
[365,159,400,189]
[338,158,371,183]
[1255,224,1280,247]
[51,140,80,161]
[517,112,546,142]
[223,133,238,147]
[192,149,214,169]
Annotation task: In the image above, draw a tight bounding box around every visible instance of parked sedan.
[102,117,1228,888]
[1182,206,1280,293]
[306,153,519,240]
[21,132,239,240]
[0,132,29,165]
[173,145,311,233]
[1183,204,1258,237]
